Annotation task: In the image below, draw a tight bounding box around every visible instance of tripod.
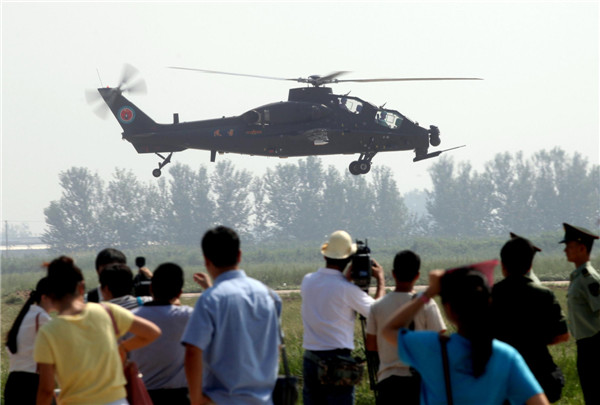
[359,313,380,401]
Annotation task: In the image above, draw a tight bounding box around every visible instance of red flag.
[447,259,499,287]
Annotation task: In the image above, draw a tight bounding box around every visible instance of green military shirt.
[567,262,600,340]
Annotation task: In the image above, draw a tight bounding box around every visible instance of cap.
[510,232,542,252]
[559,223,599,244]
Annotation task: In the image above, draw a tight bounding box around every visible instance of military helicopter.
[87,65,479,177]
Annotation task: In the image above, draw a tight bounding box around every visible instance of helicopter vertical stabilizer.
[97,88,158,134]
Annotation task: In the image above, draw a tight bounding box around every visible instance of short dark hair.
[151,263,184,302]
[201,226,240,268]
[325,256,353,270]
[47,256,84,300]
[392,250,421,282]
[100,263,134,298]
[95,248,127,272]
[500,237,535,276]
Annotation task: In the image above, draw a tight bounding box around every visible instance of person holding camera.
[301,230,385,405]
[366,250,446,405]
[492,234,569,403]
[382,267,549,405]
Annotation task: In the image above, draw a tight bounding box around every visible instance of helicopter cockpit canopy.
[376,109,403,129]
[337,96,363,114]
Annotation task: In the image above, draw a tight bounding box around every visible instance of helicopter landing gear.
[152,152,173,178]
[349,152,376,175]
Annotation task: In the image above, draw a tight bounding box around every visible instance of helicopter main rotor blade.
[168,66,299,83]
[336,77,483,83]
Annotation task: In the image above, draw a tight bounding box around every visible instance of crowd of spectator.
[3,223,599,404]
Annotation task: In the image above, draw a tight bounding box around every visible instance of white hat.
[321,230,357,259]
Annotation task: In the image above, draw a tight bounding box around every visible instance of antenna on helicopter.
[96,68,104,88]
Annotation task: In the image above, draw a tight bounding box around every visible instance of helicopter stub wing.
[413,145,466,162]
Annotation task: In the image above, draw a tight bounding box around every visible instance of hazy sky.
[2,2,598,235]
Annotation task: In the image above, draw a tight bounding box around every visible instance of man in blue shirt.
[182,226,281,405]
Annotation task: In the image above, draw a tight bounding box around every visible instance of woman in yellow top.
[34,256,161,405]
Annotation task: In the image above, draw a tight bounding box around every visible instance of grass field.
[1,286,585,404]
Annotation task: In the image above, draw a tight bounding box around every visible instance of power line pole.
[4,220,8,258]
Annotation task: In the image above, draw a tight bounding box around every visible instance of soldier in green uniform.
[560,223,600,405]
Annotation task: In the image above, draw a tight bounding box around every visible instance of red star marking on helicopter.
[120,108,133,122]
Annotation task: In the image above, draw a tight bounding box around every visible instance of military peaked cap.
[510,232,542,252]
[559,223,599,244]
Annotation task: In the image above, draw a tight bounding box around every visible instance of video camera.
[351,239,372,291]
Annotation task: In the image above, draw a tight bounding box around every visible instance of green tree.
[483,152,536,234]
[263,162,303,240]
[167,163,215,245]
[293,157,326,240]
[42,167,106,250]
[531,148,600,232]
[249,177,273,241]
[426,158,491,236]
[103,168,164,248]
[371,166,409,238]
[342,172,375,238]
[320,165,349,236]
[211,160,254,238]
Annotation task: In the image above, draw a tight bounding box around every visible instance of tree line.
[42,148,599,251]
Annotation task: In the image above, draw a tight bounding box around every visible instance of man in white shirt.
[366,250,446,404]
[301,230,385,405]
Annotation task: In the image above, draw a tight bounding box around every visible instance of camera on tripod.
[351,239,372,291]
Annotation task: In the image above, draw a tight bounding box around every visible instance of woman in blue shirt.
[382,267,549,405]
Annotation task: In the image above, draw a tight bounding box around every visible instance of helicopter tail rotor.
[86,64,147,119]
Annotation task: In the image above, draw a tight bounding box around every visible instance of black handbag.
[270,291,299,405]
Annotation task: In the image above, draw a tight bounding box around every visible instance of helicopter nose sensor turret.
[429,125,441,147]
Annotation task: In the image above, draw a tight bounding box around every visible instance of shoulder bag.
[439,333,453,405]
[270,291,299,405]
[102,304,153,405]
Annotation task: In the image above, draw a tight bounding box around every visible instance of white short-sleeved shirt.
[7,305,51,373]
[367,292,446,381]
[301,267,374,350]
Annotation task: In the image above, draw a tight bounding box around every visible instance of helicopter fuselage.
[99,85,440,176]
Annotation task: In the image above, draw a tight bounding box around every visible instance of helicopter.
[87,65,480,177]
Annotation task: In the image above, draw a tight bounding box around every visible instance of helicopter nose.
[428,125,441,147]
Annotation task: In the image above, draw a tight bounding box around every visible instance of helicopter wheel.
[358,161,371,174]
[152,169,162,178]
[349,161,361,175]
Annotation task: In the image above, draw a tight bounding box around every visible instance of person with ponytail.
[4,277,54,404]
[382,267,550,405]
[33,256,161,405]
